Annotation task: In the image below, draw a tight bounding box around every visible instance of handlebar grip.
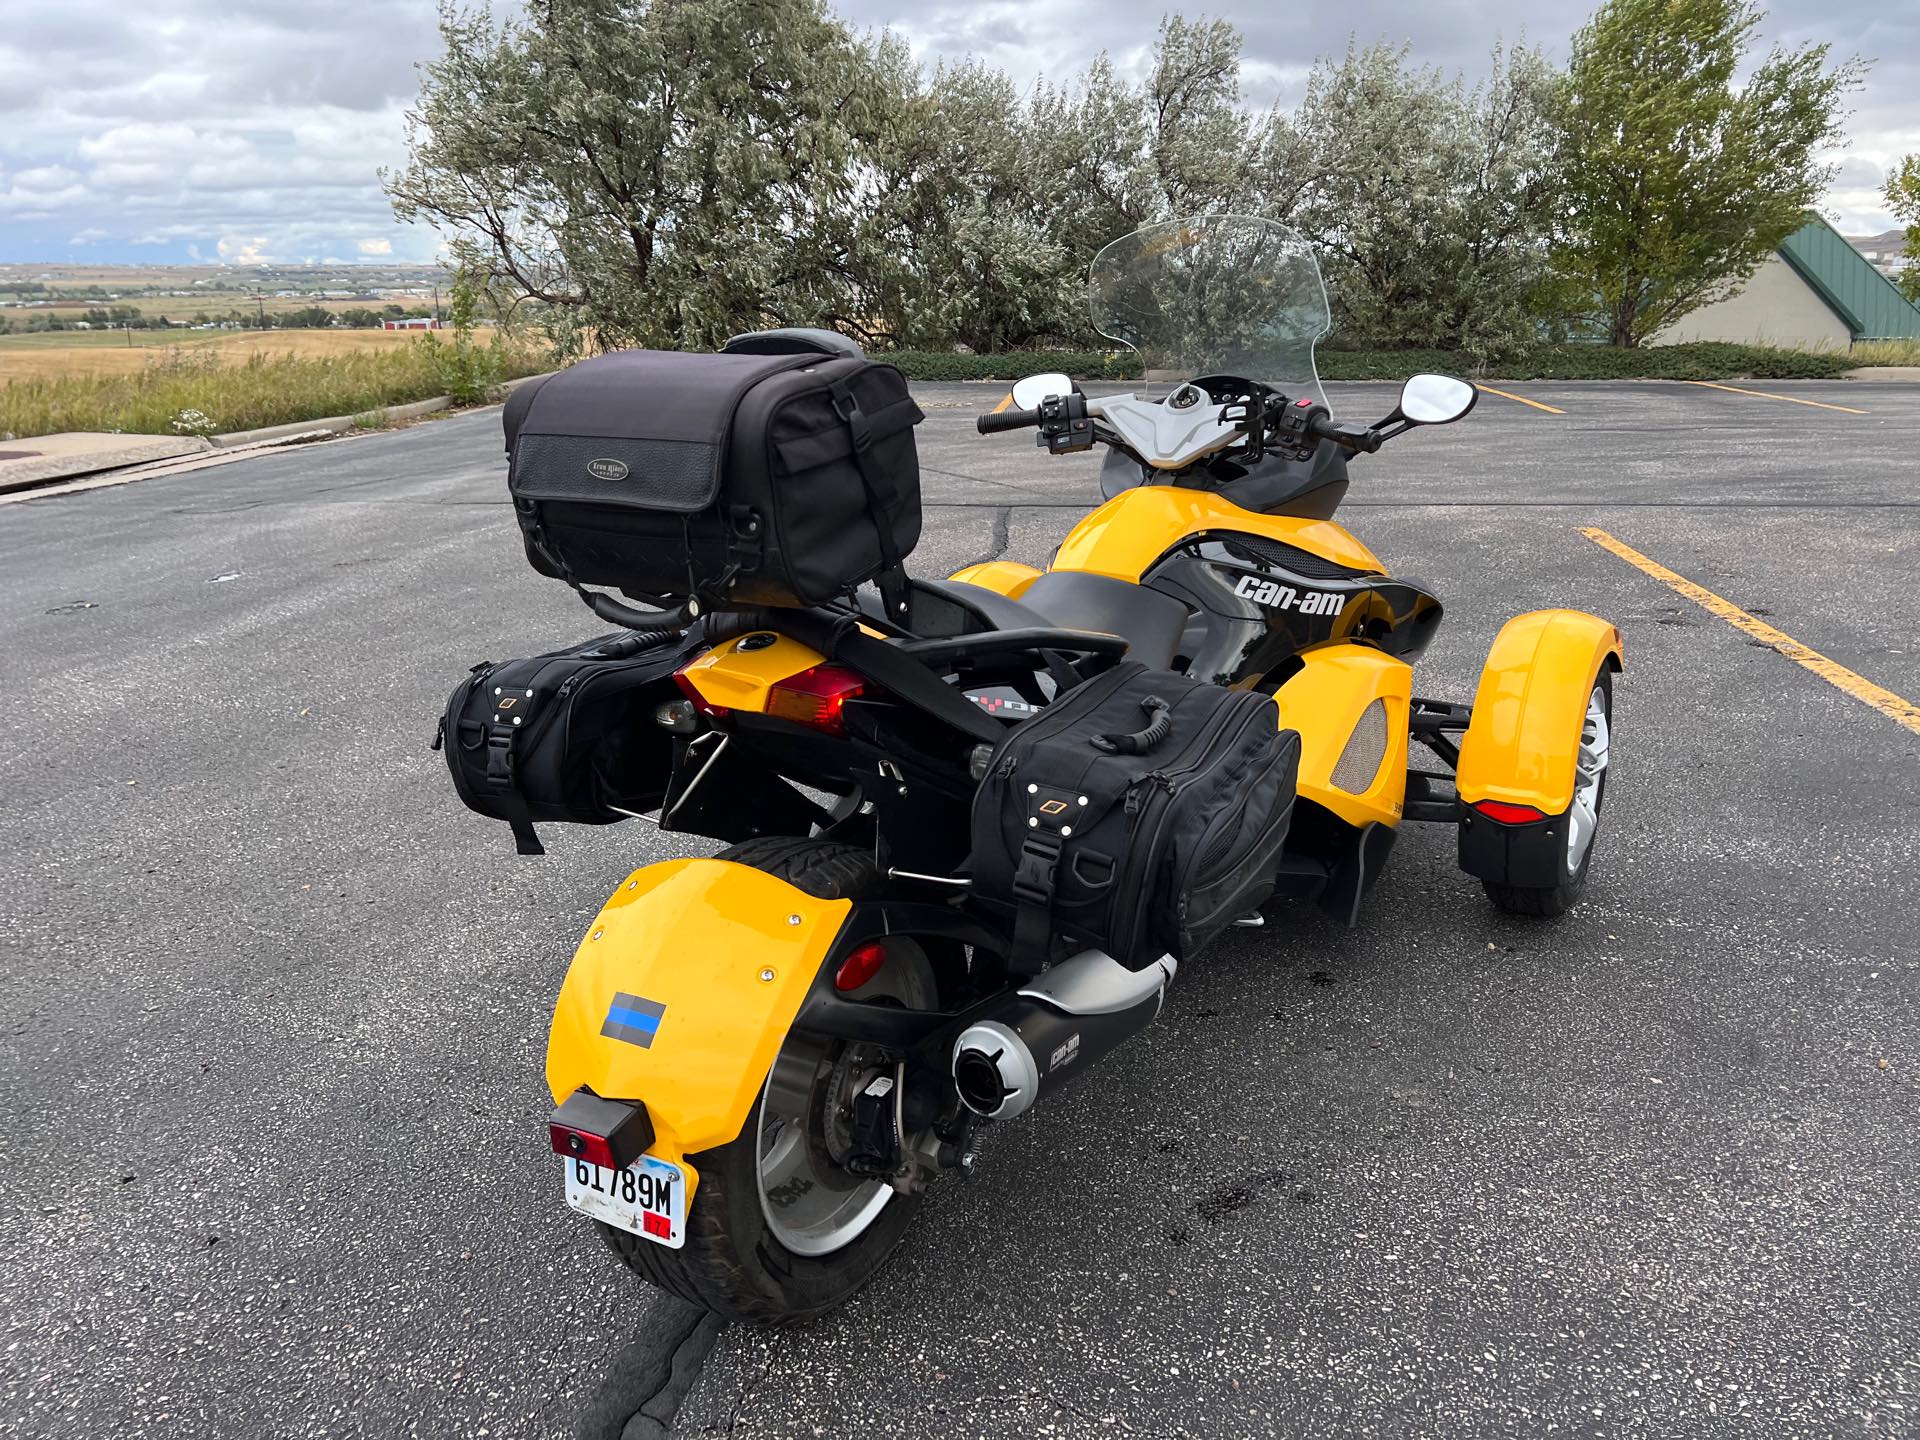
[976,406,1041,435]
[1306,409,1385,454]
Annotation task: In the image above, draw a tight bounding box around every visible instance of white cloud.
[0,0,1911,259]
[69,227,109,245]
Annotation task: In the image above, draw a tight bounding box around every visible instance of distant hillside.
[1846,229,1911,280]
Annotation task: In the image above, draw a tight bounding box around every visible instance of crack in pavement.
[571,1296,724,1440]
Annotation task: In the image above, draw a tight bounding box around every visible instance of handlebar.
[1303,406,1386,455]
[976,407,1041,434]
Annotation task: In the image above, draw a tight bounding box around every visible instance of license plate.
[562,1153,688,1249]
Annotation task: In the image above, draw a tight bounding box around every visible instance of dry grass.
[0,327,500,383]
[1847,339,1920,367]
[0,334,546,439]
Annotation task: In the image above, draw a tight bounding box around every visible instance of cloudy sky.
[0,0,1911,265]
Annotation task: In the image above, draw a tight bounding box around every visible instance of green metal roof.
[1778,216,1920,340]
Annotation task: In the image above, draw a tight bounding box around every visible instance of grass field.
[0,332,543,439]
[0,327,500,383]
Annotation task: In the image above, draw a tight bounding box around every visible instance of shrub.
[1317,341,1857,382]
[882,350,1144,382]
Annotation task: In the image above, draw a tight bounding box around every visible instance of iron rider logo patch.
[587,457,630,482]
[1232,574,1345,616]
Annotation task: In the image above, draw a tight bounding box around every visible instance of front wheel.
[599,838,932,1325]
[1481,670,1613,917]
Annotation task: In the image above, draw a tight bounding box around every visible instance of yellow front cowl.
[1050,487,1385,583]
[545,859,851,1167]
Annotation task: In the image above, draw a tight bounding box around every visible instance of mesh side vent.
[1330,698,1389,794]
[1224,535,1379,580]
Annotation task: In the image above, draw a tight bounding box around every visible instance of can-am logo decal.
[587,458,629,482]
[1233,574,1344,615]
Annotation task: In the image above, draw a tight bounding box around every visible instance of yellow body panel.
[948,560,1042,598]
[1456,610,1624,815]
[1272,644,1413,828]
[678,632,826,714]
[1050,487,1385,583]
[546,859,851,1185]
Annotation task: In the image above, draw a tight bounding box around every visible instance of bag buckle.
[832,388,873,452]
[485,730,515,784]
[1012,832,1063,906]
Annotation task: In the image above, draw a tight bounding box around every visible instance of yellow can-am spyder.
[541,216,1621,1323]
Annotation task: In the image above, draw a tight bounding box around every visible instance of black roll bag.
[504,349,924,609]
[434,629,697,854]
[971,663,1301,970]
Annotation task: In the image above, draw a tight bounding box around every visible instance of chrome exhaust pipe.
[951,949,1176,1121]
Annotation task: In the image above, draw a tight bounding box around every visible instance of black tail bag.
[504,350,922,609]
[434,628,696,854]
[970,663,1300,969]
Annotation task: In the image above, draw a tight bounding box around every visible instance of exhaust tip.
[951,1021,1038,1120]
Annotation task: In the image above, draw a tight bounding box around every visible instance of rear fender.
[545,859,852,1198]
[948,560,1042,598]
[1456,610,1623,815]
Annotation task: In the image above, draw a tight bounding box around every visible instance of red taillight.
[549,1123,618,1170]
[672,663,727,718]
[1472,799,1547,825]
[833,940,888,992]
[767,665,866,735]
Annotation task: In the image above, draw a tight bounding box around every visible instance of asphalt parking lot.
[2,376,1916,1438]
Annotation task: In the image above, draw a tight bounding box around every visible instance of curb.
[208,372,553,449]
[210,394,451,448]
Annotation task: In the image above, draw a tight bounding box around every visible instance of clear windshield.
[1089,215,1329,401]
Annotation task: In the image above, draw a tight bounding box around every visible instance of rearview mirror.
[1397,373,1477,425]
[1010,372,1072,410]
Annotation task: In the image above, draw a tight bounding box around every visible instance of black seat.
[1015,572,1188,669]
[855,574,1187,669]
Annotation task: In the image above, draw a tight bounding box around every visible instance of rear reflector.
[1472,799,1548,825]
[767,665,866,735]
[833,941,888,992]
[548,1088,655,1172]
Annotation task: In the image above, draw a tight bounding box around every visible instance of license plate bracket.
[562,1153,689,1249]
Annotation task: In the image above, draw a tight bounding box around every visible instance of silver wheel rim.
[753,943,929,1258]
[1567,685,1609,874]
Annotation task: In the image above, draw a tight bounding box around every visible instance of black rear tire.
[598,837,922,1325]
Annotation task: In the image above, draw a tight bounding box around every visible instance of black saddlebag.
[970,663,1300,970]
[504,349,923,609]
[434,628,698,854]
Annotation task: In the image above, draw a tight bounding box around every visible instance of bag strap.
[829,624,1004,745]
[830,379,912,623]
[483,728,546,856]
[1011,831,1063,962]
[770,607,1004,746]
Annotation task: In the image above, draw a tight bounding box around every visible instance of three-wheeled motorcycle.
[523,216,1621,1323]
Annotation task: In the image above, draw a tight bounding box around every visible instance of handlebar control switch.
[1036,393,1094,455]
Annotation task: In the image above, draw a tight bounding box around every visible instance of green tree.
[1886,155,1920,303]
[387,0,899,354]
[1554,0,1863,347]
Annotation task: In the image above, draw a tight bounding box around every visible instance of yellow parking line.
[990,393,1013,414]
[1682,380,1868,415]
[1474,384,1564,415]
[1581,527,1920,737]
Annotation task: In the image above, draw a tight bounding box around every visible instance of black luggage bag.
[434,628,698,854]
[504,349,923,610]
[971,663,1301,970]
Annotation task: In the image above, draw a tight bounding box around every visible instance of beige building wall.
[1654,255,1852,349]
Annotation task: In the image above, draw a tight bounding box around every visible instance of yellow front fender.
[1456,610,1623,815]
[545,859,851,1182]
